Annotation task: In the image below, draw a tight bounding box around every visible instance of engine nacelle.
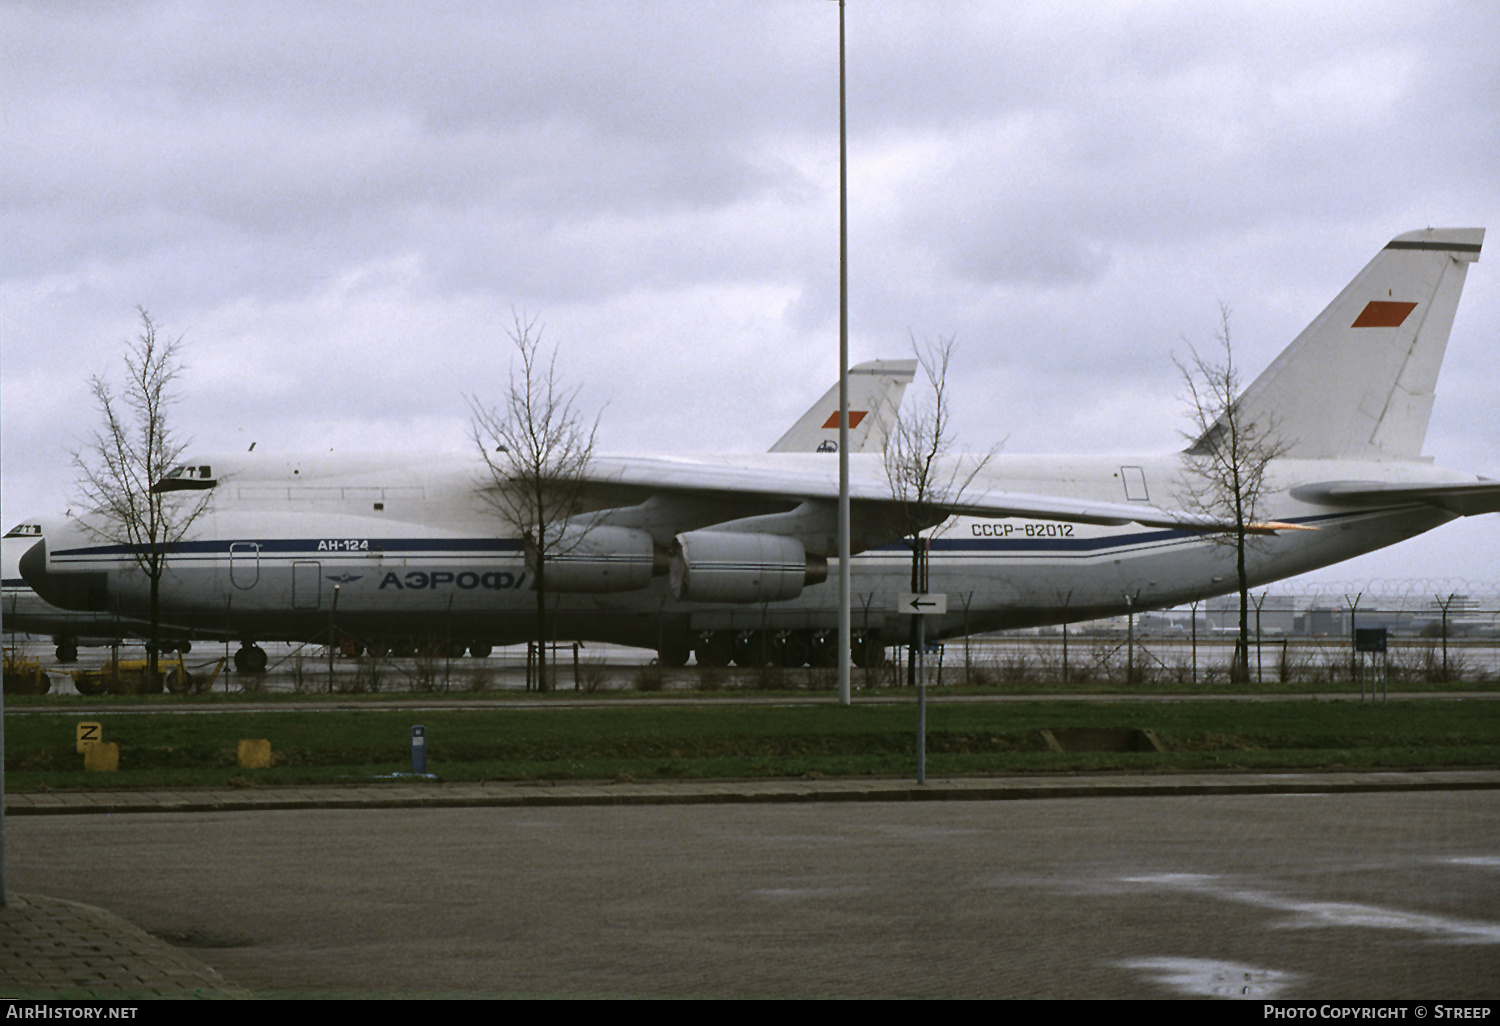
[527,526,664,593]
[670,531,828,603]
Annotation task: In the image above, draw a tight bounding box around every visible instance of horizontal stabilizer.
[1292,479,1500,518]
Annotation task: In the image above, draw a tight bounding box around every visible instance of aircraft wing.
[1293,480,1500,518]
[580,453,1272,547]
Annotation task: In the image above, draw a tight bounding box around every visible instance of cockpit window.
[4,523,42,538]
[151,464,217,492]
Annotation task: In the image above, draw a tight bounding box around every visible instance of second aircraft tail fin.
[770,359,918,455]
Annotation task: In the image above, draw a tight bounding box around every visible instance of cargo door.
[230,542,260,589]
[293,560,322,609]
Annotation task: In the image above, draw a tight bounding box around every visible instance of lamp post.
[832,0,852,706]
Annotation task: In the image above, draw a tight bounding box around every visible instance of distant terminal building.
[1202,592,1497,638]
[1008,589,1500,638]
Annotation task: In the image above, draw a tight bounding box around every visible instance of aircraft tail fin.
[769,359,918,455]
[1192,227,1483,461]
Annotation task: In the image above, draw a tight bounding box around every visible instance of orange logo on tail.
[821,411,868,429]
[1351,301,1418,328]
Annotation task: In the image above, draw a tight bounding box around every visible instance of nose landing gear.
[233,643,268,674]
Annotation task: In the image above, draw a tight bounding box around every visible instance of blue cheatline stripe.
[46,506,1418,566]
[865,507,1413,557]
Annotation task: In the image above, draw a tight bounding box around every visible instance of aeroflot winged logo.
[1352,301,1419,328]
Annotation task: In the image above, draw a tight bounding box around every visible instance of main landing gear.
[690,629,886,668]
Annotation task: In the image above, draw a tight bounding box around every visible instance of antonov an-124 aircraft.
[21,228,1494,672]
[5,359,916,667]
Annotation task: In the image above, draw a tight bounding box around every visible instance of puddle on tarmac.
[753,885,871,901]
[1442,856,1500,870]
[1117,956,1297,999]
[1119,872,1500,944]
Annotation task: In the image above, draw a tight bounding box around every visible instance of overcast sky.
[4,0,1497,593]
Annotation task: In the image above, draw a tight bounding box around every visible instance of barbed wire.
[1264,578,1499,602]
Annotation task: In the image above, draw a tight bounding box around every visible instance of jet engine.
[670,531,828,603]
[527,526,666,593]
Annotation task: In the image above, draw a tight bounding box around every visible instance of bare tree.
[73,308,209,680]
[884,335,995,684]
[1177,305,1290,682]
[469,313,600,692]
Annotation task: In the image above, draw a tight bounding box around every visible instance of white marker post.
[411,725,427,775]
[900,593,946,784]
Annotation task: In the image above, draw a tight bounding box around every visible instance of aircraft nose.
[19,538,110,612]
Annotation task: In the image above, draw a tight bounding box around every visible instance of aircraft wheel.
[809,631,839,668]
[235,645,268,674]
[778,632,812,668]
[732,632,770,668]
[851,631,886,668]
[766,632,788,666]
[468,642,493,659]
[657,637,691,668]
[694,632,732,668]
[56,640,79,663]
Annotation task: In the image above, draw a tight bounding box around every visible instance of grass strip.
[6,698,1498,790]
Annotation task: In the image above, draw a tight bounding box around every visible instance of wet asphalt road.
[8,788,1499,998]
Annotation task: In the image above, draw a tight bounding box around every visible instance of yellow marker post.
[84,743,119,772]
[237,739,271,769]
[75,722,102,754]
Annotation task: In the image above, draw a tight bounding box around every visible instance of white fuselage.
[23,448,1474,652]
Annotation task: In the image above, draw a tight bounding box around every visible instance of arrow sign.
[898,592,947,615]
